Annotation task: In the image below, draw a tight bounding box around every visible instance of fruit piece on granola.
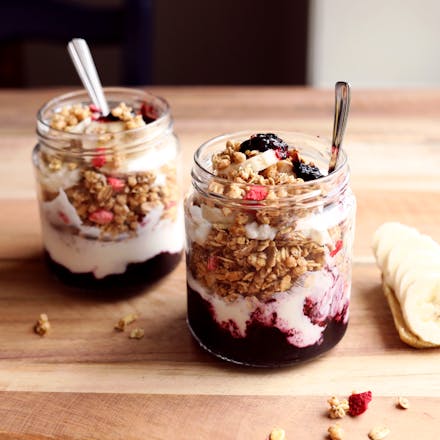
[89,209,114,225]
[239,133,288,160]
[207,256,218,271]
[243,185,269,201]
[107,176,125,192]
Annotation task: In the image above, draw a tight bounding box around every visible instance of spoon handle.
[67,38,109,116]
[328,81,351,174]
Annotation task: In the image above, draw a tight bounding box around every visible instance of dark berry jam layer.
[45,250,182,291]
[187,285,347,367]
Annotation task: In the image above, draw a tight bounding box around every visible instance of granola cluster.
[327,396,350,419]
[50,101,146,133]
[64,166,178,236]
[50,104,91,131]
[188,134,332,301]
[212,139,301,187]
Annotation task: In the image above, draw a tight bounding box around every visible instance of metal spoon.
[328,81,351,174]
[67,38,110,116]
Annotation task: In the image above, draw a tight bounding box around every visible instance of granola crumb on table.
[327,423,344,440]
[268,427,285,440]
[34,313,51,336]
[396,396,410,409]
[129,327,145,340]
[368,426,391,440]
[115,313,138,331]
[327,396,350,419]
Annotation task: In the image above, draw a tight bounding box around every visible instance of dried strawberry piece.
[89,209,114,225]
[207,256,217,271]
[92,148,106,168]
[140,102,157,123]
[330,239,343,257]
[58,211,70,225]
[348,391,372,416]
[243,185,268,201]
[89,104,101,113]
[107,176,125,192]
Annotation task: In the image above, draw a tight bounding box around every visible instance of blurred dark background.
[0,0,308,87]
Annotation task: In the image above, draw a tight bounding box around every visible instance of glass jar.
[33,88,183,289]
[185,131,356,366]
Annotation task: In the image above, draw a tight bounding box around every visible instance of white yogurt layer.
[186,189,355,249]
[188,267,350,348]
[42,199,184,279]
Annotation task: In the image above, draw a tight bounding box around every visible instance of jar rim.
[193,130,349,190]
[37,87,171,141]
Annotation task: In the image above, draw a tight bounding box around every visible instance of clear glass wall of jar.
[33,88,183,289]
[185,131,356,366]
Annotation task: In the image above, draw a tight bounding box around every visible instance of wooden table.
[0,87,439,439]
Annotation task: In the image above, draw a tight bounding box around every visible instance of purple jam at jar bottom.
[187,284,348,367]
[44,250,182,292]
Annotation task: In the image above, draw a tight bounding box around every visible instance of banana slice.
[217,149,279,177]
[398,264,440,303]
[240,149,279,173]
[401,274,440,345]
[85,120,125,134]
[394,249,440,299]
[373,222,418,269]
[386,237,440,289]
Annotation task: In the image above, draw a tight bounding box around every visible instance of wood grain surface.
[0,87,439,439]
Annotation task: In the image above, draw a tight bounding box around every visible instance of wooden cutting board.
[0,88,439,439]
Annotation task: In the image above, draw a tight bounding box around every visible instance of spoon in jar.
[328,81,351,174]
[67,38,110,116]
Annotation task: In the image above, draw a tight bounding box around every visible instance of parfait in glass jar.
[33,88,183,289]
[185,132,356,366]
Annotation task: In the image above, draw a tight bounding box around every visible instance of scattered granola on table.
[129,327,145,340]
[268,428,285,440]
[327,396,350,419]
[396,396,410,409]
[114,313,138,331]
[327,423,344,440]
[368,426,391,440]
[34,313,51,336]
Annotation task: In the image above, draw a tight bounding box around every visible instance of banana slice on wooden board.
[373,222,440,347]
[382,283,438,348]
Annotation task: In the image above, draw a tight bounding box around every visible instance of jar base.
[45,250,182,291]
[187,284,348,368]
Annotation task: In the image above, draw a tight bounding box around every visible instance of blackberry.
[293,161,323,181]
[239,133,288,159]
